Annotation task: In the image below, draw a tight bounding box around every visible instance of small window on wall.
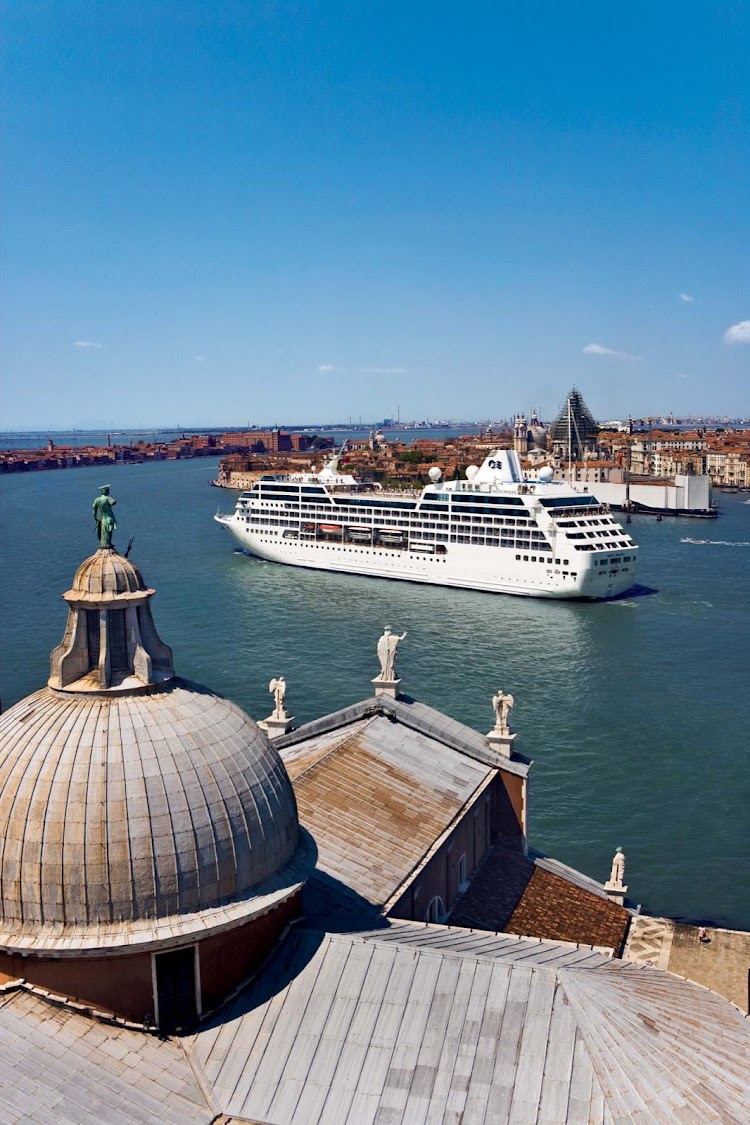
[458,854,468,891]
[425,896,445,924]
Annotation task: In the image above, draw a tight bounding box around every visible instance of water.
[2,461,748,929]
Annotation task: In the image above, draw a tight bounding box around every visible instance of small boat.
[378,529,405,545]
[319,523,343,534]
[409,541,436,553]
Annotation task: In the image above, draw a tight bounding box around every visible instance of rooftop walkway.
[625,915,750,1013]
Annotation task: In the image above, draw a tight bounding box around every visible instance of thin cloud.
[582,343,641,361]
[73,340,102,349]
[193,354,207,363]
[724,320,750,345]
[316,364,338,373]
[360,366,409,376]
[679,293,695,303]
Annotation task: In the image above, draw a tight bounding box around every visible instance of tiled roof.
[449,844,630,954]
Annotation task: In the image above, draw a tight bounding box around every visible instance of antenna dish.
[428,466,442,482]
[538,465,554,483]
[466,465,479,481]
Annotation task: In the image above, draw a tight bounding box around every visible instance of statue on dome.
[376,626,407,681]
[93,486,117,549]
[492,689,514,734]
[268,676,287,719]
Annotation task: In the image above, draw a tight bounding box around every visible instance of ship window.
[523,554,528,560]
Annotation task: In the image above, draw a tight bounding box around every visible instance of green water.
[2,459,749,928]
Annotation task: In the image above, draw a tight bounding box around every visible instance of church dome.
[0,525,314,956]
[0,681,303,945]
[69,548,148,599]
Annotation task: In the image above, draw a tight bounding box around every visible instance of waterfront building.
[0,515,747,1120]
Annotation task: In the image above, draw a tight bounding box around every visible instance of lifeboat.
[377,529,404,545]
[346,525,373,542]
[319,523,343,534]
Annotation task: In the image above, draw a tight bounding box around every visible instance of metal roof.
[285,714,492,907]
[0,988,212,1123]
[187,922,750,1124]
[2,921,748,1122]
[0,682,306,951]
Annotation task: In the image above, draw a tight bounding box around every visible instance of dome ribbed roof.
[69,549,148,598]
[0,681,301,944]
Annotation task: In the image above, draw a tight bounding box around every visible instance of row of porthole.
[275,540,447,561]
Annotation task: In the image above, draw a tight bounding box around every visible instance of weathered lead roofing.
[0,681,306,950]
[284,713,492,908]
[186,921,750,1124]
[0,988,213,1123]
[2,921,749,1122]
[66,548,149,600]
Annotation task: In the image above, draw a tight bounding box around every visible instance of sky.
[3,1,749,428]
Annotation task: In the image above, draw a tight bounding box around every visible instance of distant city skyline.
[4,2,748,428]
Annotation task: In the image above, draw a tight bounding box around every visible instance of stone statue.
[492,689,514,734]
[376,627,407,681]
[609,847,626,888]
[268,676,287,719]
[93,486,117,548]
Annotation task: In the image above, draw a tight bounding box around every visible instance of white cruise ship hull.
[216,516,635,599]
[214,448,639,600]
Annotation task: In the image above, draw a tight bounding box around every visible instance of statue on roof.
[608,847,626,889]
[268,676,287,720]
[93,486,117,549]
[376,626,407,681]
[492,689,514,734]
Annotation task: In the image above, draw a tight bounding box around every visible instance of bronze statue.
[93,486,117,549]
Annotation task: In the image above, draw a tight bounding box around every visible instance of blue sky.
[3,1,749,428]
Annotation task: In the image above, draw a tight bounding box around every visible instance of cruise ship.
[214,449,639,599]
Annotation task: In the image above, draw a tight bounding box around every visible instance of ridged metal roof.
[188,922,750,1124]
[0,681,302,948]
[66,548,150,600]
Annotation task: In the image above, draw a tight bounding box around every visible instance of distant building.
[549,387,600,463]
